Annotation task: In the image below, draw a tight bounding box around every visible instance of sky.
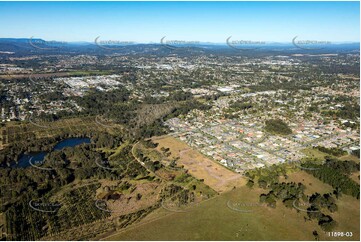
[0,1,359,43]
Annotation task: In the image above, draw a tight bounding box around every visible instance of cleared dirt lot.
[152,135,246,193]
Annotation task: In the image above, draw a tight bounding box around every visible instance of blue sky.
[0,1,359,43]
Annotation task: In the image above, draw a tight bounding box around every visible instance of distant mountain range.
[0,38,359,56]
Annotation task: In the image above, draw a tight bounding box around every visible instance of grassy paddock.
[103,170,359,241]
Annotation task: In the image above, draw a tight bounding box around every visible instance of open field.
[331,194,360,239]
[152,135,246,193]
[280,170,334,195]
[103,176,360,241]
[301,147,329,161]
[339,154,360,163]
[350,172,360,184]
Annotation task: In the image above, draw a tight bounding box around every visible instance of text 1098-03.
[326,232,353,237]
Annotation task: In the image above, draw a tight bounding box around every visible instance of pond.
[12,137,91,168]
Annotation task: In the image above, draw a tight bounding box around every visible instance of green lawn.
[103,183,360,241]
[301,147,329,162]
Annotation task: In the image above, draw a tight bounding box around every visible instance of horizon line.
[0,37,360,45]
